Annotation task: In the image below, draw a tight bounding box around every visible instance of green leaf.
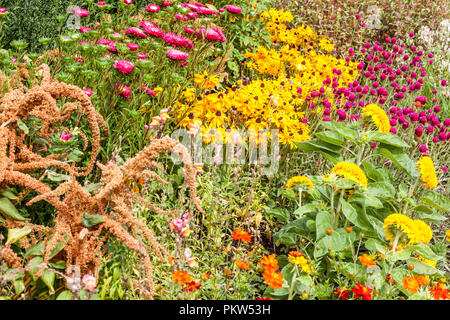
[422,191,450,212]
[14,279,25,295]
[0,197,26,221]
[24,241,45,258]
[367,181,395,199]
[296,139,341,154]
[56,290,72,300]
[281,189,297,201]
[293,203,318,218]
[49,241,65,260]
[1,189,18,200]
[16,119,29,135]
[378,146,419,178]
[28,256,44,281]
[341,199,372,231]
[321,121,357,141]
[315,211,333,240]
[313,232,345,259]
[409,243,442,261]
[406,258,443,275]
[266,208,290,223]
[7,226,32,244]
[40,269,55,293]
[368,131,410,148]
[46,170,70,182]
[81,213,106,228]
[316,131,345,146]
[361,161,385,182]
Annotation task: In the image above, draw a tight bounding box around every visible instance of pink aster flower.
[201,27,226,43]
[0,8,6,14]
[197,7,217,15]
[97,1,106,6]
[186,12,198,19]
[73,8,90,17]
[137,52,146,60]
[166,49,189,60]
[125,27,147,38]
[126,43,139,51]
[162,32,194,49]
[225,5,242,13]
[184,27,195,34]
[60,132,72,142]
[147,4,160,12]
[82,88,93,97]
[75,57,84,63]
[140,21,164,37]
[79,26,91,33]
[114,59,135,74]
[123,0,132,4]
[116,83,132,99]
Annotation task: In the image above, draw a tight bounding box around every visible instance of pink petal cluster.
[126,43,139,51]
[83,88,93,97]
[114,59,135,74]
[140,21,164,37]
[146,4,160,12]
[73,8,90,17]
[162,33,194,49]
[125,27,148,38]
[116,83,132,99]
[166,49,189,61]
[225,5,242,13]
[201,27,226,43]
[60,133,72,142]
[79,26,91,33]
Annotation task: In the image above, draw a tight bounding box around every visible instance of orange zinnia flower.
[429,283,449,300]
[262,270,284,289]
[172,270,193,285]
[402,275,430,293]
[358,253,376,267]
[235,260,250,270]
[260,254,279,272]
[184,281,201,292]
[202,272,210,280]
[231,228,252,243]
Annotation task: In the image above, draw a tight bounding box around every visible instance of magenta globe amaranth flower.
[60,132,72,142]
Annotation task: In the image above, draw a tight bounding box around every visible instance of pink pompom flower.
[82,88,93,97]
[147,4,160,12]
[126,43,139,51]
[125,27,148,38]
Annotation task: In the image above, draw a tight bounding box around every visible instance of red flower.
[73,8,90,17]
[114,60,135,74]
[352,282,372,300]
[333,287,350,300]
[166,49,189,61]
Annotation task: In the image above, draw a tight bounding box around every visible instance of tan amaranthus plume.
[0,64,204,299]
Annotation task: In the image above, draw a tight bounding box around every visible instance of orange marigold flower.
[235,260,250,270]
[202,272,210,280]
[352,282,372,300]
[429,283,449,300]
[262,270,284,289]
[183,281,201,292]
[358,253,376,267]
[260,254,279,272]
[172,270,193,286]
[231,228,252,243]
